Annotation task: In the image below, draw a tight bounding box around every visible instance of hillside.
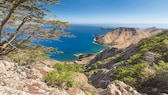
[86,30,168,95]
[95,27,163,49]
[0,28,167,95]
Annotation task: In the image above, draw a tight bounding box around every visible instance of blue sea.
[34,24,168,61]
[34,24,109,61]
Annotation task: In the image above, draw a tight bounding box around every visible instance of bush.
[153,60,168,86]
[114,63,150,87]
[53,63,84,72]
[45,63,84,88]
[126,53,142,64]
[138,31,168,54]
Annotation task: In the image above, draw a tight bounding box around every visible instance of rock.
[0,60,87,95]
[144,27,163,35]
[75,54,96,65]
[105,80,141,95]
[142,52,160,66]
[95,27,162,49]
[67,88,85,95]
[160,93,168,95]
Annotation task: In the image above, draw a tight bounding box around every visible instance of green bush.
[153,60,168,86]
[114,63,150,87]
[45,63,84,88]
[53,63,84,72]
[13,57,20,63]
[154,60,168,73]
[126,53,142,64]
[138,31,168,54]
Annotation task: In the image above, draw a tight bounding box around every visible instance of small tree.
[0,0,71,56]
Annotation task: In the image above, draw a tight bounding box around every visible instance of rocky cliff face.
[95,27,162,49]
[101,80,141,95]
[0,60,91,95]
[89,27,163,66]
[0,60,143,95]
[86,30,168,95]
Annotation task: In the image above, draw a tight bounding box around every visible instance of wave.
[73,53,83,57]
[99,49,104,53]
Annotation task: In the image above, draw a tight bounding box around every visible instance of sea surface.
[34,24,109,61]
[34,24,168,61]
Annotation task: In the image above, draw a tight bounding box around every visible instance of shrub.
[45,63,84,88]
[138,31,168,54]
[13,57,20,63]
[126,53,142,64]
[114,63,150,87]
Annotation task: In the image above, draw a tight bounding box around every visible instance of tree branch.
[0,0,25,42]
[0,17,27,47]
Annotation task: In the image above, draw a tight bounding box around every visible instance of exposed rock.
[75,54,96,65]
[142,52,161,66]
[0,60,88,95]
[95,27,162,49]
[88,47,123,66]
[89,62,123,89]
[160,93,168,95]
[144,27,163,35]
[103,80,141,95]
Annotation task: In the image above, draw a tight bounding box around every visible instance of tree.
[0,0,71,56]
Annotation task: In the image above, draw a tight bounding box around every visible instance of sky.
[46,0,168,24]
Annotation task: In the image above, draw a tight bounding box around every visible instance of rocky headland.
[85,28,168,95]
[95,27,163,49]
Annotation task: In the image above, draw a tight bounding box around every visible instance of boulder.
[105,80,141,95]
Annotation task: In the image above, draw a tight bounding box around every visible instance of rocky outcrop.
[0,60,89,95]
[101,80,141,95]
[144,27,163,35]
[75,54,96,65]
[95,27,162,49]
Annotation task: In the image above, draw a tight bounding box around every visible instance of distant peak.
[115,27,140,31]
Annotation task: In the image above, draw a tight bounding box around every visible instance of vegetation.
[0,0,72,56]
[114,31,168,88]
[126,53,142,64]
[114,63,150,87]
[2,45,57,65]
[138,31,168,55]
[153,60,168,86]
[44,63,84,88]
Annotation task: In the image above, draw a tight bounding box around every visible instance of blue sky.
[46,0,168,24]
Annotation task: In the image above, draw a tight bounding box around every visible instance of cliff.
[0,60,143,95]
[0,60,95,95]
[95,27,163,49]
[86,30,168,95]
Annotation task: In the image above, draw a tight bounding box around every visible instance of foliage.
[126,53,142,64]
[3,45,52,65]
[0,0,72,56]
[103,54,122,63]
[154,60,168,73]
[114,31,168,88]
[138,31,168,54]
[45,70,73,88]
[154,60,168,82]
[44,63,84,88]
[114,63,150,87]
[53,63,85,72]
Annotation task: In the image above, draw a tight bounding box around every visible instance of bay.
[35,24,109,61]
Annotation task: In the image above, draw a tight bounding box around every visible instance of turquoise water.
[35,24,109,61]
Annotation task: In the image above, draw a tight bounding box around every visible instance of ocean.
[34,24,109,61]
[34,24,168,61]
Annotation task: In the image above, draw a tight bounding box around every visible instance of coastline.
[73,36,109,65]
